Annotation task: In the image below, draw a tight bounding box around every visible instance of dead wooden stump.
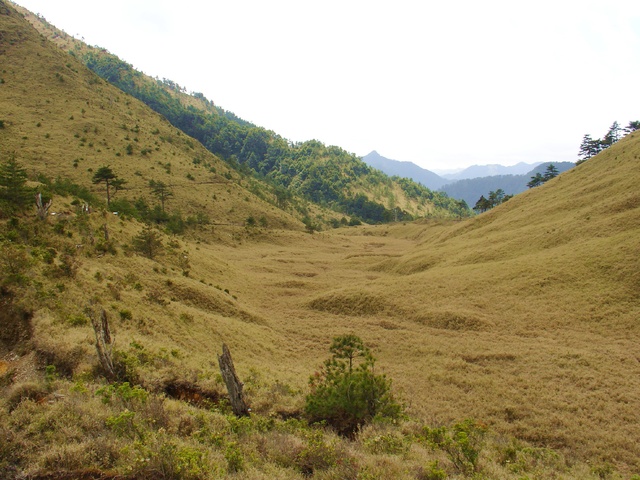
[35,193,52,221]
[217,343,250,417]
[89,307,116,381]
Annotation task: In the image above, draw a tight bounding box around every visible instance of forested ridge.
[71,46,469,223]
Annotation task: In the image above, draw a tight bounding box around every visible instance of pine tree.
[623,121,640,135]
[305,335,402,437]
[0,155,32,213]
[527,173,544,188]
[578,134,602,163]
[488,189,505,208]
[602,121,621,147]
[92,165,125,207]
[543,164,559,181]
[149,180,173,212]
[132,225,163,259]
[473,195,491,213]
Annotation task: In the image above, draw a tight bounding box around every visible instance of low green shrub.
[224,441,244,473]
[416,460,447,480]
[295,430,338,476]
[422,419,486,475]
[67,314,88,327]
[363,431,409,455]
[305,334,403,437]
[97,382,148,406]
[105,410,140,439]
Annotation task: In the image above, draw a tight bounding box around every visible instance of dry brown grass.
[2,2,640,477]
[1,1,305,233]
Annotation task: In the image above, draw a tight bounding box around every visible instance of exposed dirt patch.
[462,353,517,364]
[162,379,222,408]
[0,287,33,353]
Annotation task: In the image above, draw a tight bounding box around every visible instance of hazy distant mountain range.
[362,151,575,206]
[440,161,544,180]
[362,151,450,190]
[440,162,575,206]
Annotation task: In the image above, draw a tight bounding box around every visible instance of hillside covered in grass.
[2,2,640,479]
[13,1,470,225]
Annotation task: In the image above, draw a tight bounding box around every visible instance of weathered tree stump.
[35,193,52,221]
[217,343,250,417]
[89,307,116,381]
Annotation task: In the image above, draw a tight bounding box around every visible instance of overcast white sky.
[13,0,640,171]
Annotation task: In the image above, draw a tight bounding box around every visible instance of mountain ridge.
[362,150,547,185]
[440,161,576,206]
[361,150,449,190]
[442,161,544,180]
[13,3,469,224]
[362,150,574,206]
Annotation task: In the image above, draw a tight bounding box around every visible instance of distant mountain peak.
[362,152,448,190]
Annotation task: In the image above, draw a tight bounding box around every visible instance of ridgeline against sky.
[13,0,640,170]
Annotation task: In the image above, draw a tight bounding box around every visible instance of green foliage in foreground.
[423,419,487,475]
[305,335,403,437]
[0,374,615,479]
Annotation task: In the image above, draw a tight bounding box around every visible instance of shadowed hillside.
[1,2,640,478]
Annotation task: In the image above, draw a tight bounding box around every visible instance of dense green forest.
[73,46,469,223]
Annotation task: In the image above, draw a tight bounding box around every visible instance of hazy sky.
[13,0,640,171]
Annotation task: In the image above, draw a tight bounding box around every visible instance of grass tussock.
[169,281,265,324]
[307,291,394,317]
[412,310,494,331]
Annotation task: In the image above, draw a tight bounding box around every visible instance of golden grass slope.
[193,136,640,469]
[0,1,305,232]
[298,137,640,467]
